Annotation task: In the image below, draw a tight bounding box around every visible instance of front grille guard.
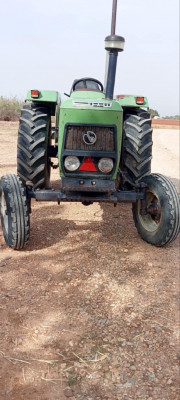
[61,123,118,178]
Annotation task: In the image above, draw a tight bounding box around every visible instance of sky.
[0,0,179,117]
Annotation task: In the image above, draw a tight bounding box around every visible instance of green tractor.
[0,0,179,249]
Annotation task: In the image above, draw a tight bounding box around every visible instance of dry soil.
[0,122,179,400]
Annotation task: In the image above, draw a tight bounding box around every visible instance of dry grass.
[0,96,23,121]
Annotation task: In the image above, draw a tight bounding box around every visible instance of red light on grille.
[79,157,97,172]
[31,90,39,98]
[136,96,144,105]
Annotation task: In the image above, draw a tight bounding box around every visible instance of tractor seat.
[71,78,104,93]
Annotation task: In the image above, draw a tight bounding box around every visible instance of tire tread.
[17,104,51,189]
[121,109,153,182]
[132,173,180,246]
[0,174,30,249]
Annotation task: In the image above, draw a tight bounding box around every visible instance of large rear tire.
[132,173,180,246]
[17,104,51,189]
[121,109,153,183]
[0,174,30,249]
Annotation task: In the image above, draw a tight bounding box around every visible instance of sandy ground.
[0,122,179,400]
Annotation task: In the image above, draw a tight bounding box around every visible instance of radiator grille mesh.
[65,125,114,151]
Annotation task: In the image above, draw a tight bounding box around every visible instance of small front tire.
[0,174,30,249]
[132,173,180,246]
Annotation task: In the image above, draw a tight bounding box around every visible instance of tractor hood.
[58,90,123,180]
[61,90,122,112]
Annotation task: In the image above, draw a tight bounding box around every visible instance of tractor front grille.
[65,125,115,152]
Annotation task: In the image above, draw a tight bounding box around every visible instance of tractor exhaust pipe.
[104,0,125,99]
[111,0,117,35]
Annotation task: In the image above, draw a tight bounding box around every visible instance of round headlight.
[64,156,80,172]
[98,158,113,173]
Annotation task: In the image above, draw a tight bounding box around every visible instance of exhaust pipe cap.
[105,35,125,52]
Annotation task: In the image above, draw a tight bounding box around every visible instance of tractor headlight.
[64,156,80,171]
[98,158,114,173]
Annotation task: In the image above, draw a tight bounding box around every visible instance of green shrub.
[0,96,24,121]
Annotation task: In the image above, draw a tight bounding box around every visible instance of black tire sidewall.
[132,174,177,246]
[0,178,15,248]
[0,175,30,249]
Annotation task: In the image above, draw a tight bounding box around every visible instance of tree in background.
[149,109,160,118]
[0,96,23,121]
[149,108,180,120]
[163,115,180,120]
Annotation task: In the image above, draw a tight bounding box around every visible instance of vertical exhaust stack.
[104,0,125,99]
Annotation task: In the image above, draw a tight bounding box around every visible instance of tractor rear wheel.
[0,174,30,249]
[121,108,153,183]
[17,104,51,189]
[132,173,180,246]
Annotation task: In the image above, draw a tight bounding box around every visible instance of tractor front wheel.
[0,174,30,249]
[132,173,180,246]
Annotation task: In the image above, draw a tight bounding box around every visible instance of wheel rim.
[137,189,162,233]
[0,191,8,233]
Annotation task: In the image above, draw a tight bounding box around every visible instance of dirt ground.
[0,122,179,400]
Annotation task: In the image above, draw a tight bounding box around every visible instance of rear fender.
[26,90,60,116]
[116,95,149,109]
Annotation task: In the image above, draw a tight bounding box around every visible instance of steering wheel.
[72,78,104,92]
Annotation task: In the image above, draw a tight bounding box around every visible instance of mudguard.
[26,90,60,115]
[116,95,149,109]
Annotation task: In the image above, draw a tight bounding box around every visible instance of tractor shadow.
[26,174,180,252]
[27,203,73,251]
[27,202,139,254]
